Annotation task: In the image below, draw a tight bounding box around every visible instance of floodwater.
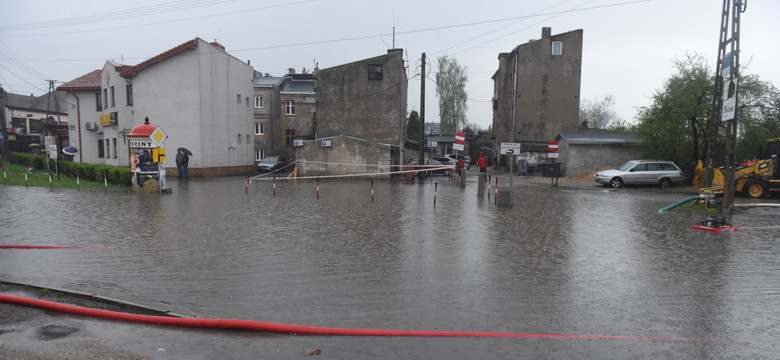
[1,174,779,359]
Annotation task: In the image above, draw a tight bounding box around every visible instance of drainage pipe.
[658,195,702,213]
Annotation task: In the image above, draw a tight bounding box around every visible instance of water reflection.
[1,176,779,357]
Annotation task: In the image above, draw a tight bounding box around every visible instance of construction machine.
[695,138,780,198]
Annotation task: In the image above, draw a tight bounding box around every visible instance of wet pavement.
[1,170,779,359]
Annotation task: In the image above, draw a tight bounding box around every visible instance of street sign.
[548,140,559,153]
[427,141,437,147]
[453,143,464,151]
[548,152,559,158]
[454,132,465,144]
[500,142,521,155]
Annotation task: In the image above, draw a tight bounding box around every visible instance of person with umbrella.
[176,147,191,178]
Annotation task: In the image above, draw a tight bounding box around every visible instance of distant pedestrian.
[477,152,488,174]
[176,149,189,178]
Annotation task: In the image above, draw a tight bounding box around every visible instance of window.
[237,94,241,103]
[255,149,265,161]
[110,86,115,107]
[254,96,264,108]
[285,100,295,115]
[96,93,102,111]
[551,41,563,55]
[246,97,250,106]
[97,139,104,158]
[255,123,264,135]
[112,138,117,159]
[105,139,111,159]
[368,64,383,80]
[238,134,242,143]
[103,89,108,109]
[126,85,133,106]
[285,129,295,146]
[246,134,250,143]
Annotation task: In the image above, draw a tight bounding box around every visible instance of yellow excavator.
[694,138,780,198]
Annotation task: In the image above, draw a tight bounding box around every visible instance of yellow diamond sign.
[150,127,167,147]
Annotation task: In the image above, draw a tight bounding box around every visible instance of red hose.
[0,245,98,249]
[0,294,730,341]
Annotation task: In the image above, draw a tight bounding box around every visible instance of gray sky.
[1,0,777,131]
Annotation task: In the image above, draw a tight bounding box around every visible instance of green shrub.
[8,152,133,186]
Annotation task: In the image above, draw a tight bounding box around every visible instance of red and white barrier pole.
[245,178,250,193]
[371,180,374,202]
[273,176,276,196]
[494,178,499,204]
[434,182,438,206]
[317,178,320,199]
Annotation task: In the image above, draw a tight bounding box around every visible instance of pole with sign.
[499,142,521,208]
[548,140,560,186]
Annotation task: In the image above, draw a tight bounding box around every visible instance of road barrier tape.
[248,165,455,182]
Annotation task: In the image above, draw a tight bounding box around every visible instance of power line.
[1,0,650,62]
[0,0,231,31]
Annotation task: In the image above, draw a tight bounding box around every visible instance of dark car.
[256,156,289,172]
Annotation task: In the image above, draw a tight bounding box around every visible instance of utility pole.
[418,53,426,180]
[45,80,61,124]
[704,0,745,214]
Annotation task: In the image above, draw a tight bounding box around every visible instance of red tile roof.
[56,69,102,91]
[120,39,199,77]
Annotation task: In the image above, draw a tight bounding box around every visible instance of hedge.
[8,152,134,186]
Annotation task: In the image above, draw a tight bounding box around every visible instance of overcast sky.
[1,0,777,131]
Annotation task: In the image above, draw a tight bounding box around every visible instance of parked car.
[256,156,289,172]
[434,156,458,167]
[594,160,684,188]
[445,154,471,169]
[407,158,451,176]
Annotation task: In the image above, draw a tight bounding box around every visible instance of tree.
[406,110,421,142]
[634,53,713,178]
[435,55,468,134]
[633,52,780,180]
[733,74,780,160]
[579,95,621,129]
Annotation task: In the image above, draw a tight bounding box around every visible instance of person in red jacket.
[455,157,466,177]
[476,152,488,174]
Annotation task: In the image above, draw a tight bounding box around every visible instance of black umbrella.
[177,147,193,156]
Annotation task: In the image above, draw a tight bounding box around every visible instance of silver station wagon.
[594,160,684,188]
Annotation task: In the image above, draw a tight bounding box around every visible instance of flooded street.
[1,174,779,358]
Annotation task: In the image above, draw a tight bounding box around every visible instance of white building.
[58,38,255,176]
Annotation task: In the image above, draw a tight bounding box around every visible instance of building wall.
[62,89,101,163]
[560,142,641,176]
[97,62,136,167]
[253,85,274,162]
[314,51,407,147]
[493,28,582,147]
[296,135,396,178]
[129,39,254,173]
[279,91,315,160]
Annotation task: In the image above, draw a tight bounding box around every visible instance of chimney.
[288,68,296,74]
[542,27,551,39]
